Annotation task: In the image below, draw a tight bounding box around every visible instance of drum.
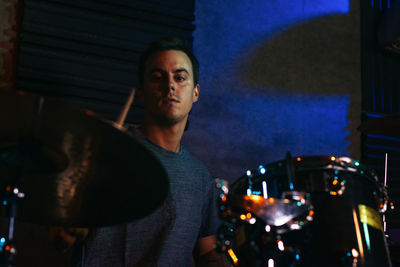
[217,156,392,267]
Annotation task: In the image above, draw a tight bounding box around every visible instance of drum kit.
[216,115,400,267]
[0,89,169,266]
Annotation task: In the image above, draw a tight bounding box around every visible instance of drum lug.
[326,174,346,196]
[216,178,230,216]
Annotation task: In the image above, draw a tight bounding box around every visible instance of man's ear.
[193,84,200,103]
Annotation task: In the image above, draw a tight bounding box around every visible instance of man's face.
[140,50,199,126]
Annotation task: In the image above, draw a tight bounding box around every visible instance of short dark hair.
[138,36,199,87]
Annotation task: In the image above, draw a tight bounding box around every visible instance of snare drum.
[217,156,392,267]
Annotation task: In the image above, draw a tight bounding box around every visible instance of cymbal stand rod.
[383,153,388,234]
[285,152,295,191]
[384,153,388,187]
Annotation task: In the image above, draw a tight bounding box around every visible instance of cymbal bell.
[358,114,400,137]
[0,90,169,227]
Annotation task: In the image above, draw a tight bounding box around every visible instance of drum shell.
[224,156,392,267]
[300,170,390,266]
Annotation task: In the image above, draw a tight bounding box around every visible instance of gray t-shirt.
[79,137,219,266]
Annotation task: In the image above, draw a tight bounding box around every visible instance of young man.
[80,37,223,266]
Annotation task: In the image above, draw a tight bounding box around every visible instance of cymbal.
[0,90,169,227]
[358,114,400,136]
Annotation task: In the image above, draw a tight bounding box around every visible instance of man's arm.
[193,235,225,267]
[48,227,88,252]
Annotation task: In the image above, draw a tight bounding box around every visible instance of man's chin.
[158,114,187,126]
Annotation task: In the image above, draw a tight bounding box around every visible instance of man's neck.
[139,120,186,152]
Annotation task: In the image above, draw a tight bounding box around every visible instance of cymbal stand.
[0,140,30,267]
[0,173,24,267]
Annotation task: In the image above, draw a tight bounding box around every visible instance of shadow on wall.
[240,13,361,157]
[188,5,361,182]
[242,14,359,94]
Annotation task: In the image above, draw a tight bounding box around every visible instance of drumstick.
[114,88,136,129]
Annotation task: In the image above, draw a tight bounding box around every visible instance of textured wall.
[0,0,21,89]
[184,0,361,183]
[0,0,9,87]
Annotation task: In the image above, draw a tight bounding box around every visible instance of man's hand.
[194,235,225,266]
[48,227,88,252]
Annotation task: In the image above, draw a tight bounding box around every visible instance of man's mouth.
[161,98,179,105]
[166,96,179,103]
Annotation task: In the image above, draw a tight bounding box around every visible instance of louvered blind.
[16,0,195,124]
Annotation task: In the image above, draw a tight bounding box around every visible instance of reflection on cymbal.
[0,90,169,227]
[358,114,400,136]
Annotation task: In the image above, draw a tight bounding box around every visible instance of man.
[78,37,223,266]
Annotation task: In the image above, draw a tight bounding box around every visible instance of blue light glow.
[195,0,350,78]
[191,0,355,181]
[366,134,400,142]
[224,93,351,156]
[0,237,5,251]
[259,165,266,174]
[364,112,386,118]
[366,144,400,152]
[247,188,252,196]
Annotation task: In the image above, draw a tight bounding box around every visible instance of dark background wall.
[185,0,361,183]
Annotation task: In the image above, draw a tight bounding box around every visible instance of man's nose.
[166,76,175,91]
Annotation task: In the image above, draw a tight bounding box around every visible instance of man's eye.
[175,76,186,81]
[151,75,162,80]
